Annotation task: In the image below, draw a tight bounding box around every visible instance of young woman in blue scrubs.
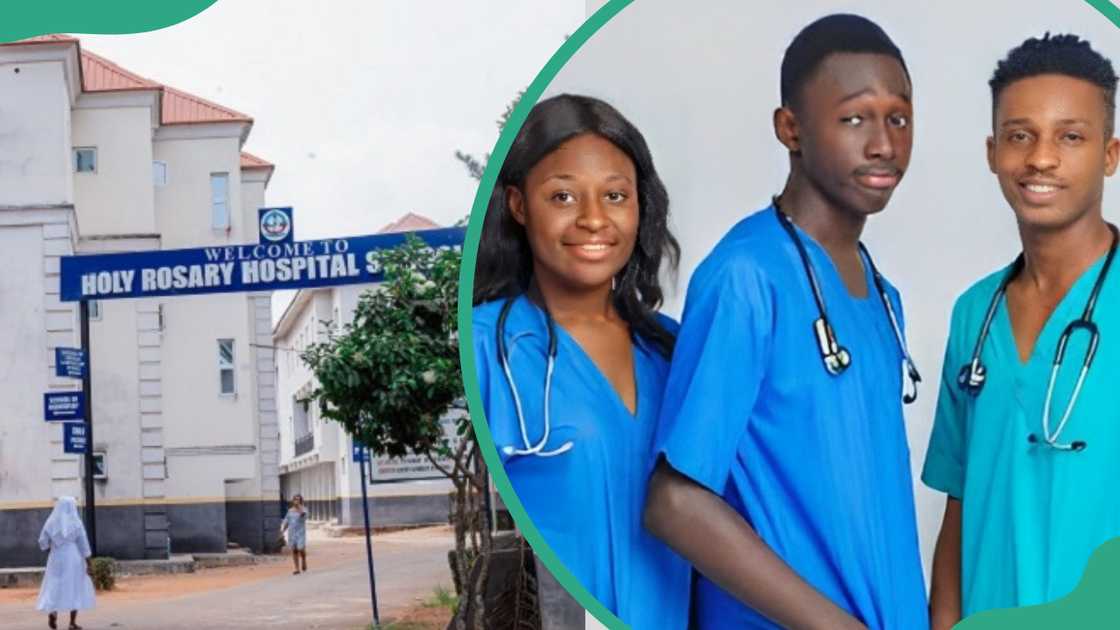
[471,94,689,628]
[645,15,929,629]
[925,34,1120,627]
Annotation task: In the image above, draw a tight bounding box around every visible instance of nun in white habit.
[36,496,96,630]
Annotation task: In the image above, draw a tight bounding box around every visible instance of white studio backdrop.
[556,0,1120,585]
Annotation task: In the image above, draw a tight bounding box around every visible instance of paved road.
[0,526,454,630]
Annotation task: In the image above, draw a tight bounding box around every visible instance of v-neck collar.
[769,205,875,303]
[517,295,645,420]
[993,254,1109,369]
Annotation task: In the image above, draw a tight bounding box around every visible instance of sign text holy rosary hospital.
[60,228,464,302]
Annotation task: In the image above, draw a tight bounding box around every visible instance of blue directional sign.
[63,422,89,454]
[59,226,465,302]
[44,392,85,422]
[54,347,87,379]
[352,445,368,463]
[259,207,294,244]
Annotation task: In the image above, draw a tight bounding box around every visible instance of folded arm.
[644,459,866,630]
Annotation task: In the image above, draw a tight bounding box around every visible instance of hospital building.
[0,35,446,567]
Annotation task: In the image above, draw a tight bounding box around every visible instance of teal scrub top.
[922,252,1120,617]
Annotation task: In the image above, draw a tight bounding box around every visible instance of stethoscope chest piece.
[957,359,987,396]
[814,317,851,376]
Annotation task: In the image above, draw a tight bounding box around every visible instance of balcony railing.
[294,433,314,457]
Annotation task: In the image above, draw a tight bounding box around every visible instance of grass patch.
[422,584,458,613]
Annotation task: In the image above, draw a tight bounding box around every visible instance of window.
[88,300,102,321]
[90,452,107,480]
[293,396,309,436]
[210,173,229,229]
[152,161,168,187]
[74,148,97,173]
[218,338,235,395]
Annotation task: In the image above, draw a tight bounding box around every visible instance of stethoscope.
[774,201,922,404]
[958,224,1118,452]
[495,296,574,458]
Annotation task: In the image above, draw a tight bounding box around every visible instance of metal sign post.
[79,300,97,556]
[356,445,381,626]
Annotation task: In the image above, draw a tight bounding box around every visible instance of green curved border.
[0,0,217,42]
[457,1,634,627]
[957,537,1120,629]
[455,1,1120,629]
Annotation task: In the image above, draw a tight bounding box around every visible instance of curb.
[0,550,279,588]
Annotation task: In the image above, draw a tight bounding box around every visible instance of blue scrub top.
[655,205,929,629]
[923,252,1120,616]
[473,295,691,629]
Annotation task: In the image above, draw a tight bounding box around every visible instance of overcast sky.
[77,1,585,319]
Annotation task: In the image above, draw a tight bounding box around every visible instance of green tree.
[301,237,493,629]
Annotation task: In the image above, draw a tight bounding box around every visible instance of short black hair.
[990,33,1118,135]
[780,13,909,109]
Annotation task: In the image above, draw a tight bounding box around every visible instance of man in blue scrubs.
[644,14,928,630]
[924,34,1120,627]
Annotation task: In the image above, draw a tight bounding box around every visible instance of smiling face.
[988,74,1119,231]
[507,132,640,295]
[783,52,914,216]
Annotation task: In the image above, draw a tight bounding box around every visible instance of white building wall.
[0,223,56,502]
[71,106,156,235]
[153,133,246,248]
[87,289,143,504]
[161,293,258,498]
[0,58,74,207]
[276,282,453,528]
[0,41,280,563]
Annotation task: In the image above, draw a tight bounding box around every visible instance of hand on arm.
[644,460,867,630]
[929,497,963,630]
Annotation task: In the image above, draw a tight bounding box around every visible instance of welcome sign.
[60,227,465,302]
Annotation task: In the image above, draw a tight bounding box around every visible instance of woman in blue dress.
[471,94,689,628]
[280,494,308,574]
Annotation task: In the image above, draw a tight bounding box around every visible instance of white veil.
[39,496,85,547]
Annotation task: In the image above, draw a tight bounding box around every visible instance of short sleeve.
[468,309,546,466]
[38,529,50,551]
[921,303,968,500]
[655,258,772,495]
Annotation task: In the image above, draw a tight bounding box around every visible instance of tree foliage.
[301,236,464,464]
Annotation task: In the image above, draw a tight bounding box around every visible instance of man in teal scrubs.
[923,34,1120,628]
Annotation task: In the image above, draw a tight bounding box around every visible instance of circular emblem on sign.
[260,209,291,242]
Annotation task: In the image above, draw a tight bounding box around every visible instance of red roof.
[162,85,251,125]
[9,34,77,44]
[379,212,441,234]
[4,35,251,126]
[240,151,274,170]
[79,48,160,91]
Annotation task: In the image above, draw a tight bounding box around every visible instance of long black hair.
[472,94,680,358]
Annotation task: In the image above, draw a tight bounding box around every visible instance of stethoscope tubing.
[962,223,1119,452]
[496,296,574,458]
[774,202,922,403]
